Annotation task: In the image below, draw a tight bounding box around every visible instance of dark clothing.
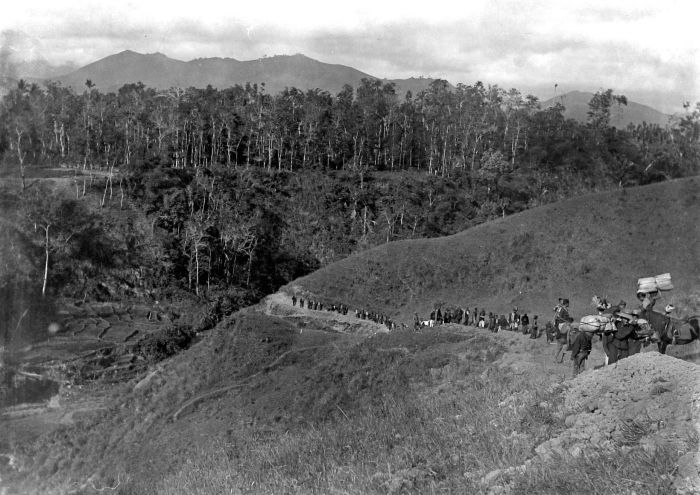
[570,331,592,356]
[570,331,593,377]
[613,323,636,349]
[530,324,538,339]
[608,322,638,363]
[629,339,642,355]
[521,314,530,335]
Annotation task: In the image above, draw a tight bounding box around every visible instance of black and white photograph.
[1,1,699,493]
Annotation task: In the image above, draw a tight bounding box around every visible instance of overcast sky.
[2,0,698,113]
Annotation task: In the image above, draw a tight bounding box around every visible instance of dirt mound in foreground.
[539,352,700,494]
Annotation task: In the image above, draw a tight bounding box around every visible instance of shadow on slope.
[290,177,700,324]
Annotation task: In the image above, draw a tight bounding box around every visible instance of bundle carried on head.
[637,273,673,293]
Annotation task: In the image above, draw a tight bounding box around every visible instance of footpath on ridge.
[259,289,700,494]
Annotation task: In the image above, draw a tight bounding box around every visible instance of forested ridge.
[0,78,698,312]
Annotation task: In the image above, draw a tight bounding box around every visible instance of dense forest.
[1,78,699,313]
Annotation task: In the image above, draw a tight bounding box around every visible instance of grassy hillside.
[289,176,700,323]
[5,303,695,494]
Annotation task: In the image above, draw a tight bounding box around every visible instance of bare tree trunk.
[42,225,50,296]
[195,239,200,296]
[101,173,109,208]
[15,128,27,192]
[119,177,124,210]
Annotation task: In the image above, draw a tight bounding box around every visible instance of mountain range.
[48,50,439,98]
[4,45,673,127]
[541,90,671,128]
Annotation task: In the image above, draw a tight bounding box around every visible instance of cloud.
[1,0,698,112]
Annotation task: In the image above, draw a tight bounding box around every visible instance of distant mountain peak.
[542,90,670,128]
[53,49,442,97]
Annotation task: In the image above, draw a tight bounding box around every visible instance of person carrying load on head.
[636,273,673,313]
[636,291,657,312]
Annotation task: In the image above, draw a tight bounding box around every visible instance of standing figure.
[609,310,642,364]
[488,312,496,332]
[545,321,556,344]
[497,314,507,332]
[530,315,539,339]
[520,313,530,335]
[570,330,593,377]
[554,299,573,331]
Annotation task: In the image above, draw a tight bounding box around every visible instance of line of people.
[290,291,660,379]
[291,294,396,331]
[414,306,541,338]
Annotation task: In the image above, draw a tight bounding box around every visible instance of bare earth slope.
[289,177,700,324]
